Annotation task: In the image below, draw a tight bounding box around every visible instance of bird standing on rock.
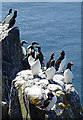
[8,10,17,29]
[41,92,57,111]
[46,52,54,69]
[55,50,67,73]
[35,46,44,68]
[45,59,55,80]
[64,62,73,84]
[2,8,12,25]
[21,40,28,58]
[27,41,39,56]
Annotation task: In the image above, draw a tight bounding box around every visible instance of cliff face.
[2,27,23,104]
[8,70,83,120]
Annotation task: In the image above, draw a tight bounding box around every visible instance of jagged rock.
[1,26,23,104]
[9,70,83,120]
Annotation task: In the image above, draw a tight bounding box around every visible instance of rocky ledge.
[8,69,83,120]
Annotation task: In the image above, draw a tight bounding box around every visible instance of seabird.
[27,41,39,56]
[8,10,17,29]
[31,59,41,77]
[64,62,73,84]
[45,59,56,80]
[55,50,67,73]
[2,8,12,25]
[41,92,57,111]
[46,52,54,69]
[35,46,44,68]
[21,40,28,58]
[28,51,35,67]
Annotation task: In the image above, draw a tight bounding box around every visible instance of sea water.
[2,2,81,101]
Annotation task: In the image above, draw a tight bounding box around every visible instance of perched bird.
[21,40,28,58]
[46,52,54,69]
[64,62,73,84]
[8,10,17,29]
[35,46,44,68]
[31,59,41,77]
[2,8,12,25]
[27,45,36,58]
[55,50,67,73]
[27,41,39,56]
[28,51,35,67]
[41,92,57,111]
[45,59,56,80]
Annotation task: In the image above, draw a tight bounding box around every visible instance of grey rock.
[2,27,23,104]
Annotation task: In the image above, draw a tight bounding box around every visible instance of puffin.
[27,41,39,56]
[46,52,54,69]
[45,59,56,80]
[8,10,17,29]
[21,40,28,58]
[55,50,67,73]
[41,92,57,111]
[35,46,44,68]
[2,8,12,25]
[64,62,73,84]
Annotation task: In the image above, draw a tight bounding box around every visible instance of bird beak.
[71,62,73,65]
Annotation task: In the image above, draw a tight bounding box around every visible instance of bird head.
[35,46,41,52]
[21,40,28,46]
[14,10,17,18]
[9,8,12,14]
[31,41,39,45]
[60,50,65,56]
[66,62,73,71]
[47,92,54,100]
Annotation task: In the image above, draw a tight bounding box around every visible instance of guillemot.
[8,10,17,29]
[35,46,44,68]
[45,59,56,80]
[46,52,54,69]
[27,41,39,56]
[21,40,28,58]
[2,8,12,25]
[64,62,73,84]
[41,92,57,111]
[55,50,67,73]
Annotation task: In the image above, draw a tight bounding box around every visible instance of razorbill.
[55,50,67,73]
[8,10,17,29]
[64,62,73,83]
[2,8,12,25]
[35,46,44,68]
[45,59,56,80]
[41,92,57,111]
[46,52,54,69]
[21,40,28,58]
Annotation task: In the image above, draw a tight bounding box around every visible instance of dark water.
[2,2,81,100]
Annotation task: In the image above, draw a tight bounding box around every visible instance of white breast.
[21,46,26,56]
[46,96,57,111]
[4,15,11,24]
[58,56,67,73]
[45,66,55,80]
[28,55,35,66]
[64,69,73,83]
[31,59,41,75]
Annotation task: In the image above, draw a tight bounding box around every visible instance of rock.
[1,26,23,104]
[9,70,83,119]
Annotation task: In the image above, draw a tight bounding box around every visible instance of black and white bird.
[8,10,17,29]
[35,46,44,68]
[41,92,57,111]
[21,40,28,58]
[64,62,73,84]
[46,52,54,69]
[55,50,67,73]
[45,59,56,80]
[27,41,39,56]
[2,8,12,25]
